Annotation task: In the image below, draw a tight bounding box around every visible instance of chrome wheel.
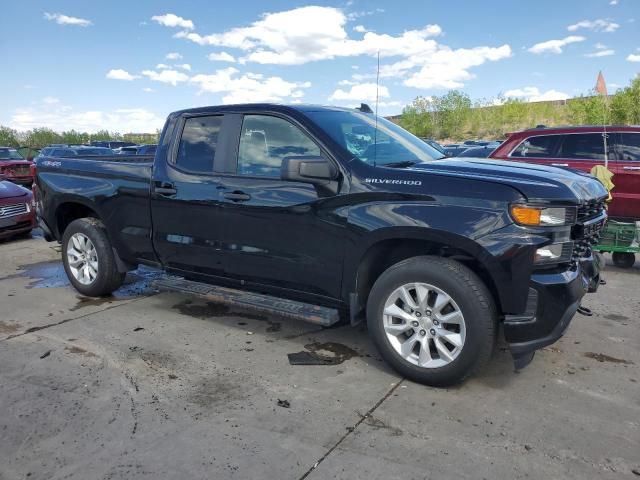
[383,283,466,368]
[66,233,99,285]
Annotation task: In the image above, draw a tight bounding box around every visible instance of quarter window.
[617,133,640,162]
[176,115,223,173]
[237,115,321,177]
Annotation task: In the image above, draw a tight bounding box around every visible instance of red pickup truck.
[0,147,34,187]
[490,126,640,220]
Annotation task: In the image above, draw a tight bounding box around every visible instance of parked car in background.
[38,146,114,157]
[136,144,157,155]
[0,147,33,186]
[114,146,139,155]
[457,144,500,158]
[90,140,137,149]
[491,126,640,220]
[442,144,469,157]
[419,138,446,156]
[0,178,35,240]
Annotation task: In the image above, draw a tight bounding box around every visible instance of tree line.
[398,76,640,142]
[0,127,160,149]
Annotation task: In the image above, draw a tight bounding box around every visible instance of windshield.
[305,110,446,166]
[0,148,24,161]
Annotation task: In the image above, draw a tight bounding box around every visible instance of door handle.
[223,191,251,202]
[154,182,177,196]
[551,163,569,167]
[623,166,640,170]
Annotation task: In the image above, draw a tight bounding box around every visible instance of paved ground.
[0,233,638,480]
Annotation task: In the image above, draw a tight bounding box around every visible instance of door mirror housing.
[281,155,337,184]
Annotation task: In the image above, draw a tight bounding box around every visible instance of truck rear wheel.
[61,218,125,297]
[366,256,496,387]
[612,252,635,269]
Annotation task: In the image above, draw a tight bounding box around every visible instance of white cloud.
[585,49,615,57]
[106,69,140,81]
[627,53,640,62]
[528,35,585,54]
[353,25,367,33]
[504,87,570,102]
[568,19,620,32]
[151,13,194,30]
[176,63,192,71]
[610,0,618,4]
[171,6,508,90]
[10,100,164,133]
[346,8,385,21]
[143,88,154,92]
[329,82,390,102]
[43,97,60,104]
[156,63,171,70]
[190,67,311,104]
[142,69,189,86]
[208,52,236,62]
[165,52,182,60]
[43,12,92,27]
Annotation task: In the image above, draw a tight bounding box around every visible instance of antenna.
[373,50,380,166]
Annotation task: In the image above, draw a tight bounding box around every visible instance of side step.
[154,277,340,327]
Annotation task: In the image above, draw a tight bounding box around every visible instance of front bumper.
[504,254,599,369]
[0,211,36,240]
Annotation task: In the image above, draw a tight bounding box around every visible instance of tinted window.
[176,116,223,173]
[558,133,607,160]
[0,148,23,160]
[618,133,640,162]
[237,115,320,177]
[511,135,559,158]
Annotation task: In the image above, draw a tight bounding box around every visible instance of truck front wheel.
[61,218,125,297]
[366,256,496,387]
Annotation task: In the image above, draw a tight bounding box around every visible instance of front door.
[613,131,640,220]
[216,113,347,300]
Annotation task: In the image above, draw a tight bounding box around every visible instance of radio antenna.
[373,50,380,166]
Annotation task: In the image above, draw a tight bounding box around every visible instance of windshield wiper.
[382,160,419,169]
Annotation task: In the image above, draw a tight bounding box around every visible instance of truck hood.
[409,158,608,203]
[0,180,29,200]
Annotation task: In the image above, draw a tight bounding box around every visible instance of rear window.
[176,115,223,173]
[510,135,559,158]
[0,148,24,160]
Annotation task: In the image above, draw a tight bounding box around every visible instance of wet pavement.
[0,234,638,479]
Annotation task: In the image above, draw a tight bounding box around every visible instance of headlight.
[511,205,576,226]
[534,242,574,264]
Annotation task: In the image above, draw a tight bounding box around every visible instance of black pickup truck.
[35,104,608,386]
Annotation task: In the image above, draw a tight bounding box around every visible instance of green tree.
[0,126,19,147]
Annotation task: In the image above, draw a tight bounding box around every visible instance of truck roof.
[170,103,364,117]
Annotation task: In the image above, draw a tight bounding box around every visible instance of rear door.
[612,131,640,219]
[215,113,346,300]
[150,113,231,277]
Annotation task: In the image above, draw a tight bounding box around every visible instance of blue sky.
[1,0,639,133]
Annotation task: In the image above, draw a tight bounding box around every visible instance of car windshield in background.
[306,111,446,166]
[0,148,24,160]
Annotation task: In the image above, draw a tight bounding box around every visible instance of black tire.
[612,252,635,269]
[366,256,497,387]
[61,218,125,296]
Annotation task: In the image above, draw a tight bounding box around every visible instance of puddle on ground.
[1,261,162,308]
[0,321,22,334]
[603,313,630,322]
[583,352,634,365]
[172,299,281,332]
[288,341,360,366]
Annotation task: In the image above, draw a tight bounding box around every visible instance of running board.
[154,277,340,327]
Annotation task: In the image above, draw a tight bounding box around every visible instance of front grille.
[571,198,607,266]
[10,167,31,176]
[0,203,28,219]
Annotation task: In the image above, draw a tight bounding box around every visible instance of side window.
[618,133,640,162]
[510,135,559,158]
[237,115,321,177]
[176,115,223,173]
[557,133,606,160]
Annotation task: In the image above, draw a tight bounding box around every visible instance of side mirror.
[281,155,337,184]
